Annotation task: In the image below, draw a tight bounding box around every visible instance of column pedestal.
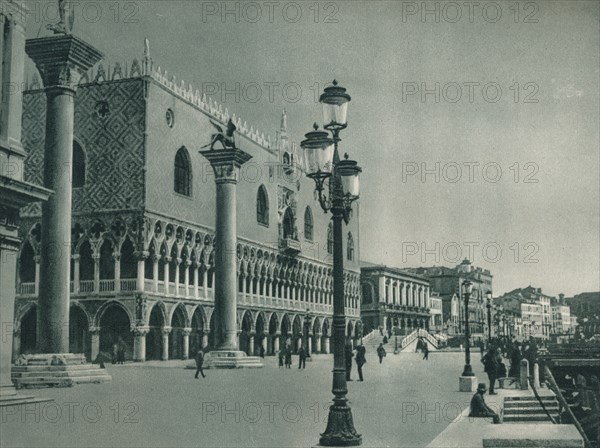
[90,327,101,362]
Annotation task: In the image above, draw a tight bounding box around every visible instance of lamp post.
[301,80,362,447]
[486,291,492,343]
[461,280,474,377]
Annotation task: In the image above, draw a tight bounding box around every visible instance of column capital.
[175,257,182,266]
[152,254,161,262]
[199,148,252,185]
[135,251,149,260]
[25,35,103,91]
[113,252,121,261]
[182,327,193,336]
[71,254,80,261]
[34,255,42,263]
[162,326,172,335]
[89,326,101,335]
[132,326,150,336]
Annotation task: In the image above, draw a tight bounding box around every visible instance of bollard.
[533,363,540,389]
[520,359,529,390]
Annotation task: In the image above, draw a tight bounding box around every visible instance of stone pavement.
[1,351,496,447]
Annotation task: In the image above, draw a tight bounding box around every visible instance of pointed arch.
[174,146,192,196]
[304,206,313,241]
[72,140,86,188]
[256,184,269,226]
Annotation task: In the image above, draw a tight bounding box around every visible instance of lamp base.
[319,404,362,446]
[459,375,478,392]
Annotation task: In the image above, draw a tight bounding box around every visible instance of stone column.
[153,254,159,293]
[182,327,192,359]
[174,258,181,297]
[273,332,280,354]
[89,326,101,362]
[248,332,255,356]
[133,326,149,362]
[161,327,172,361]
[307,333,313,354]
[163,257,170,295]
[135,251,148,292]
[71,254,79,294]
[93,253,100,293]
[261,332,268,355]
[26,34,102,353]
[323,336,330,354]
[201,330,209,350]
[184,261,191,297]
[113,253,121,292]
[12,328,21,362]
[34,255,41,295]
[199,148,252,351]
[193,263,199,299]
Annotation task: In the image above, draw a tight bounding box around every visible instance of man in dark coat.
[469,383,500,423]
[194,350,206,379]
[422,341,430,360]
[509,345,521,377]
[355,345,366,381]
[298,346,307,369]
[377,343,386,364]
[482,348,499,394]
[345,342,354,381]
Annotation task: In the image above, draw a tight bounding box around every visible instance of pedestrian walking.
[377,343,386,364]
[112,342,118,365]
[285,345,292,369]
[355,345,366,381]
[194,349,206,379]
[345,342,354,381]
[298,346,307,369]
[422,341,429,360]
[117,338,126,364]
[482,347,499,394]
[278,349,284,368]
[259,345,265,358]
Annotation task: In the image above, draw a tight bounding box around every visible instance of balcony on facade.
[17,274,360,318]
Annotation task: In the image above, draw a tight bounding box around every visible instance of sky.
[20,0,600,297]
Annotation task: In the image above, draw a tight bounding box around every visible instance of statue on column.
[201,119,237,150]
[47,0,75,35]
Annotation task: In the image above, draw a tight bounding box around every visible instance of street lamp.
[461,280,475,377]
[486,291,492,343]
[301,80,362,447]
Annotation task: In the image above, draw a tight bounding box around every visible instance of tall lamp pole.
[461,280,474,377]
[301,80,362,447]
[486,291,492,343]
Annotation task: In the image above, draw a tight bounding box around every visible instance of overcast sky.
[23,0,599,297]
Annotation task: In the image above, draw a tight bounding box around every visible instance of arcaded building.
[13,44,361,362]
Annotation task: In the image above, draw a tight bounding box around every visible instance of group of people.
[277,344,309,369]
[111,339,126,365]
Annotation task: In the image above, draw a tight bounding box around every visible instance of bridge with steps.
[11,354,112,389]
[361,328,438,354]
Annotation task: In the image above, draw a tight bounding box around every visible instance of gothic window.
[282,208,296,240]
[174,147,192,196]
[327,222,333,254]
[304,206,313,241]
[19,242,35,283]
[72,141,85,188]
[347,232,355,261]
[256,185,269,226]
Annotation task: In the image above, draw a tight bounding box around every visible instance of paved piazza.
[1,352,488,447]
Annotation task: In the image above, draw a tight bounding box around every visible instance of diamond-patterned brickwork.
[21,79,146,217]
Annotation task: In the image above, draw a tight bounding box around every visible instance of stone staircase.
[399,329,438,352]
[0,393,52,407]
[503,394,560,423]
[11,353,112,389]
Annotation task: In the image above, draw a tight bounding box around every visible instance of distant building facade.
[406,259,493,336]
[360,263,432,335]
